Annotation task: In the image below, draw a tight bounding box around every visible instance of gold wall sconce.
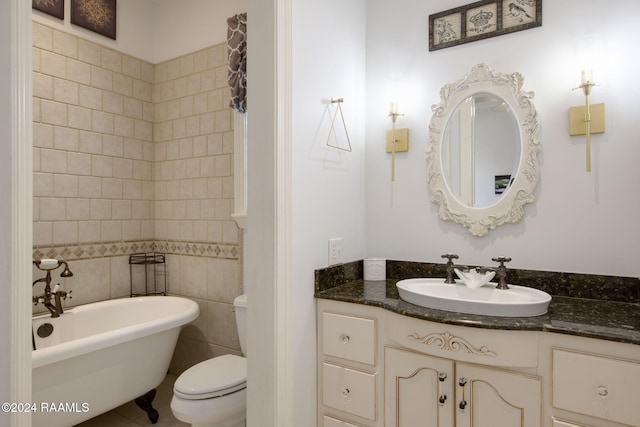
[570,70,605,172]
[387,102,409,181]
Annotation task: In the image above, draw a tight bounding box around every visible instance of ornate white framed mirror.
[427,63,541,236]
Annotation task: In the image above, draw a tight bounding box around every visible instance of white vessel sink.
[396,278,551,317]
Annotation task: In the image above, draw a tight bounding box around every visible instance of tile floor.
[74,374,188,427]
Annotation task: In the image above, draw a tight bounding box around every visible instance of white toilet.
[171,294,247,427]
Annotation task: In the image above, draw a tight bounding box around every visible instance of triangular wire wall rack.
[326,97,352,152]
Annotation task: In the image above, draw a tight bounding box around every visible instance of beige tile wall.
[32,22,242,374]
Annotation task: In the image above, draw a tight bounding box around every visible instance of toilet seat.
[174,354,247,400]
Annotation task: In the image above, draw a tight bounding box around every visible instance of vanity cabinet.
[317,298,640,427]
[385,347,541,427]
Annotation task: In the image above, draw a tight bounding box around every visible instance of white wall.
[32,0,156,63]
[365,0,640,276]
[153,0,246,63]
[292,0,367,423]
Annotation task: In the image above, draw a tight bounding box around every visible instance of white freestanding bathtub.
[32,296,199,427]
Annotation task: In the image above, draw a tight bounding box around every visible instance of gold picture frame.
[429,0,542,51]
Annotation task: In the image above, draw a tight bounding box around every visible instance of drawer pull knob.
[459,377,467,387]
[439,394,447,405]
[342,388,350,398]
[439,372,447,382]
[340,334,350,344]
[459,399,467,410]
[597,386,609,398]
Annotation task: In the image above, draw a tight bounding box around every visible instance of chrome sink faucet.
[32,259,73,318]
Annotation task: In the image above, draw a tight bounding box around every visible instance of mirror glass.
[427,64,541,237]
[442,93,521,208]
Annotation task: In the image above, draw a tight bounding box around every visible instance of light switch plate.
[328,238,343,265]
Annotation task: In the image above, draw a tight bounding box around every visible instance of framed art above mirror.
[427,63,541,236]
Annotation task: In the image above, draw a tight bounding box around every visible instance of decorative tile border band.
[33,239,239,262]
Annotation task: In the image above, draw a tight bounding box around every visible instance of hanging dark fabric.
[227,13,247,113]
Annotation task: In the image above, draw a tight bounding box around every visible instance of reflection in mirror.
[427,64,541,236]
[442,93,521,208]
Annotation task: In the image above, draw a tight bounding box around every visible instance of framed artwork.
[71,0,117,40]
[32,0,65,20]
[429,0,542,51]
[495,175,512,194]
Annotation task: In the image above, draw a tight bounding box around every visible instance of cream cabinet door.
[455,363,541,427]
[385,347,455,427]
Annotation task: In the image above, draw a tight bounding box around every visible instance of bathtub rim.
[32,296,199,369]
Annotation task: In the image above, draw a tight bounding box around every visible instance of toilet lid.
[174,354,247,400]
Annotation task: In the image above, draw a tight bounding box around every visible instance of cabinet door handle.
[438,372,448,406]
[340,333,350,344]
[459,377,467,411]
[342,388,350,398]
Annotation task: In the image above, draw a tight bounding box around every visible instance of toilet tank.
[233,294,247,356]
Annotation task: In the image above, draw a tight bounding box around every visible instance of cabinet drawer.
[323,362,376,420]
[323,312,376,365]
[553,349,640,426]
[387,311,538,367]
[552,418,592,427]
[323,415,362,427]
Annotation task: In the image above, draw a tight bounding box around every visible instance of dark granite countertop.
[315,261,640,346]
